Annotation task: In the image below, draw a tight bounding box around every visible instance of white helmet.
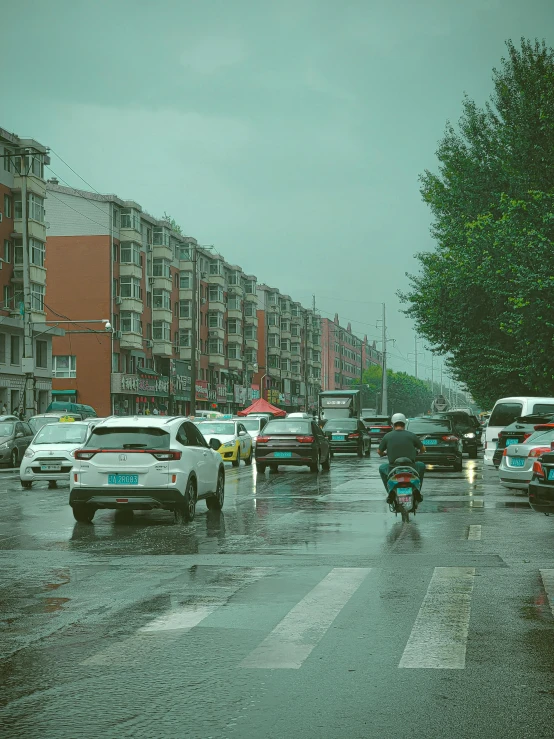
[391,413,407,426]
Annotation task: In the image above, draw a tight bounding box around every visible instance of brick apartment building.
[0,128,56,414]
[321,315,382,391]
[45,182,321,416]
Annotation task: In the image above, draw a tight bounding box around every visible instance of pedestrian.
[1,403,7,415]
[152,407,159,415]
[145,407,151,415]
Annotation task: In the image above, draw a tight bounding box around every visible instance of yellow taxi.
[194,419,253,467]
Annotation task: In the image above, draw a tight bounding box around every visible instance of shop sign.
[267,389,279,404]
[292,395,298,406]
[216,384,227,402]
[251,384,260,401]
[284,393,291,405]
[112,373,169,396]
[196,380,209,400]
[234,385,246,404]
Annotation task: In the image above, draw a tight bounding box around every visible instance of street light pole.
[381,303,388,415]
[19,151,35,419]
[189,245,198,416]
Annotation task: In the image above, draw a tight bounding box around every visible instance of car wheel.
[256,462,266,474]
[469,447,478,459]
[72,504,95,523]
[364,442,371,457]
[176,476,196,523]
[453,458,463,472]
[245,446,253,466]
[21,480,32,489]
[310,453,320,473]
[48,480,57,489]
[114,508,134,524]
[357,443,363,458]
[322,451,331,471]
[232,446,240,467]
[206,469,225,511]
[10,449,17,468]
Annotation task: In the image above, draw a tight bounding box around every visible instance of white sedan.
[20,421,92,489]
[195,420,253,467]
[499,425,554,490]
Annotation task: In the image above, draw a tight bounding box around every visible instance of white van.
[484,396,554,466]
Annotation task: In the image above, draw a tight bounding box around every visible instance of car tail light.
[442,435,459,442]
[296,436,315,443]
[151,451,182,460]
[503,448,508,457]
[529,447,551,458]
[485,441,488,449]
[533,460,545,477]
[257,436,269,444]
[381,426,392,432]
[347,433,360,439]
[74,450,98,460]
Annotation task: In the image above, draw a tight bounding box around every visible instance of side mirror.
[239,430,246,436]
[209,438,222,451]
[16,432,24,438]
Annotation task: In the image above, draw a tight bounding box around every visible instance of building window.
[3,148,11,172]
[292,362,300,375]
[120,311,141,333]
[245,349,256,364]
[268,314,278,327]
[120,242,141,266]
[268,355,280,369]
[227,318,241,334]
[208,338,224,355]
[280,320,290,332]
[228,297,241,312]
[10,335,20,365]
[28,194,45,223]
[146,291,151,307]
[208,311,223,328]
[113,243,119,262]
[120,208,141,231]
[36,340,47,368]
[0,334,5,363]
[30,239,45,267]
[31,283,45,311]
[53,355,76,378]
[153,288,171,310]
[112,353,119,373]
[227,344,241,359]
[179,271,192,289]
[291,343,300,355]
[120,275,142,300]
[244,325,256,340]
[209,261,222,276]
[3,240,10,263]
[268,335,279,348]
[179,329,192,347]
[146,323,152,339]
[179,300,192,318]
[14,199,22,219]
[152,227,169,246]
[245,280,256,295]
[3,195,11,218]
[3,286,11,311]
[30,153,44,178]
[281,358,291,371]
[244,303,254,317]
[153,258,171,278]
[153,321,171,341]
[209,286,224,303]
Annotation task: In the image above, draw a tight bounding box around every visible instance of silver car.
[0,420,34,468]
[499,426,554,490]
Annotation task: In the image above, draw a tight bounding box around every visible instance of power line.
[45,164,109,218]
[49,148,105,196]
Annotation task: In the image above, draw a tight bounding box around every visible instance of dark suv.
[430,411,480,458]
[529,450,554,515]
[405,417,463,471]
[493,413,554,468]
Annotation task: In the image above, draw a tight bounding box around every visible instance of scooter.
[386,457,422,523]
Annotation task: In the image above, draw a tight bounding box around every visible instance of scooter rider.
[377,413,425,504]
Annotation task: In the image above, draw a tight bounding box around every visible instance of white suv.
[69,417,225,524]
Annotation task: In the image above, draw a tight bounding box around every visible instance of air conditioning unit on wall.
[115,296,122,305]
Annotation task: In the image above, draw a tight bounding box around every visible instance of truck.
[318,390,361,423]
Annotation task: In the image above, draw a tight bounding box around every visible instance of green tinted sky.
[5,0,554,376]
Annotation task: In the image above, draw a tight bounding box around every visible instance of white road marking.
[468,525,482,540]
[399,567,475,669]
[540,570,554,617]
[240,567,371,669]
[82,568,272,666]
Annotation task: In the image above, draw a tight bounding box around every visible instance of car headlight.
[0,442,9,449]
[221,441,236,448]
[24,449,35,458]
[464,433,476,439]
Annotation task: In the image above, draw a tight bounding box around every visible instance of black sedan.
[361,415,392,444]
[493,413,554,468]
[430,412,479,458]
[323,419,371,457]
[405,417,463,471]
[529,450,554,514]
[255,419,331,473]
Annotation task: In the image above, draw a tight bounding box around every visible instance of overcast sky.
[5,0,554,379]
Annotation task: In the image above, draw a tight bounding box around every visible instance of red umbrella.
[237,398,286,417]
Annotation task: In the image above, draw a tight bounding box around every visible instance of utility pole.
[414,336,418,380]
[440,363,443,395]
[381,302,387,415]
[304,309,309,412]
[359,337,364,407]
[189,245,198,416]
[20,151,35,419]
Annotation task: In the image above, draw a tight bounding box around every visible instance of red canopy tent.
[237,398,286,417]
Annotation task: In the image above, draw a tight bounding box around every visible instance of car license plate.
[424,438,438,445]
[41,464,61,472]
[371,428,381,433]
[108,474,138,485]
[548,469,554,481]
[332,434,346,440]
[506,438,518,446]
[274,452,292,458]
[510,457,525,467]
[397,494,412,504]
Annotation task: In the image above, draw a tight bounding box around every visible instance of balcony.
[153,244,173,262]
[153,340,173,357]
[120,263,142,280]
[209,352,225,367]
[227,305,242,321]
[267,324,280,335]
[208,271,225,287]
[208,296,225,313]
[179,347,192,361]
[13,173,46,198]
[280,349,291,360]
[119,297,143,314]
[244,313,258,326]
[13,218,45,242]
[179,287,193,301]
[268,345,280,356]
[120,332,143,350]
[179,317,192,330]
[152,276,172,291]
[280,328,291,340]
[228,281,244,296]
[268,367,280,379]
[227,357,243,371]
[152,307,172,324]
[245,337,258,350]
[280,304,292,318]
[208,326,225,340]
[245,291,258,303]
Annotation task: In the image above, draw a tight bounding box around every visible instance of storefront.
[111,372,170,415]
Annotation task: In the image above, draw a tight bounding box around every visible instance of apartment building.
[45,182,263,416]
[321,315,383,391]
[255,286,322,411]
[0,128,55,414]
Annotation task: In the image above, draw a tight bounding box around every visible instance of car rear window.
[362,416,390,424]
[532,403,554,415]
[264,420,312,435]
[407,419,452,434]
[197,423,235,435]
[34,424,88,444]
[241,419,262,431]
[525,428,554,445]
[87,426,170,449]
[489,402,523,427]
[324,420,358,431]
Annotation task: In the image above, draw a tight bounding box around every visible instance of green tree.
[356,365,434,417]
[402,39,554,408]
[163,212,183,235]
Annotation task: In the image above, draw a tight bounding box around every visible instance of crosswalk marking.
[540,570,554,616]
[399,567,475,669]
[468,525,482,540]
[240,567,371,669]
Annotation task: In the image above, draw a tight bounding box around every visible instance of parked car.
[430,411,480,458]
[498,425,554,490]
[287,412,313,419]
[528,450,554,515]
[20,421,92,489]
[323,418,371,456]
[0,420,34,468]
[28,412,84,434]
[484,396,554,466]
[255,418,331,473]
[194,419,253,467]
[361,414,392,444]
[69,417,225,523]
[238,415,268,448]
[45,401,97,419]
[405,417,463,471]
[492,413,554,467]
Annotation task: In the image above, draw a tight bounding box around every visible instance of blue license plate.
[371,428,381,433]
[332,434,346,440]
[108,474,138,485]
[548,469,554,481]
[274,452,292,458]
[506,438,518,446]
[510,457,525,467]
[424,438,438,445]
[397,488,412,494]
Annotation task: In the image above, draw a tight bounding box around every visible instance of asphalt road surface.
[1,450,554,739]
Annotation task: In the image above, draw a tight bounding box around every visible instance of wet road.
[1,452,554,738]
